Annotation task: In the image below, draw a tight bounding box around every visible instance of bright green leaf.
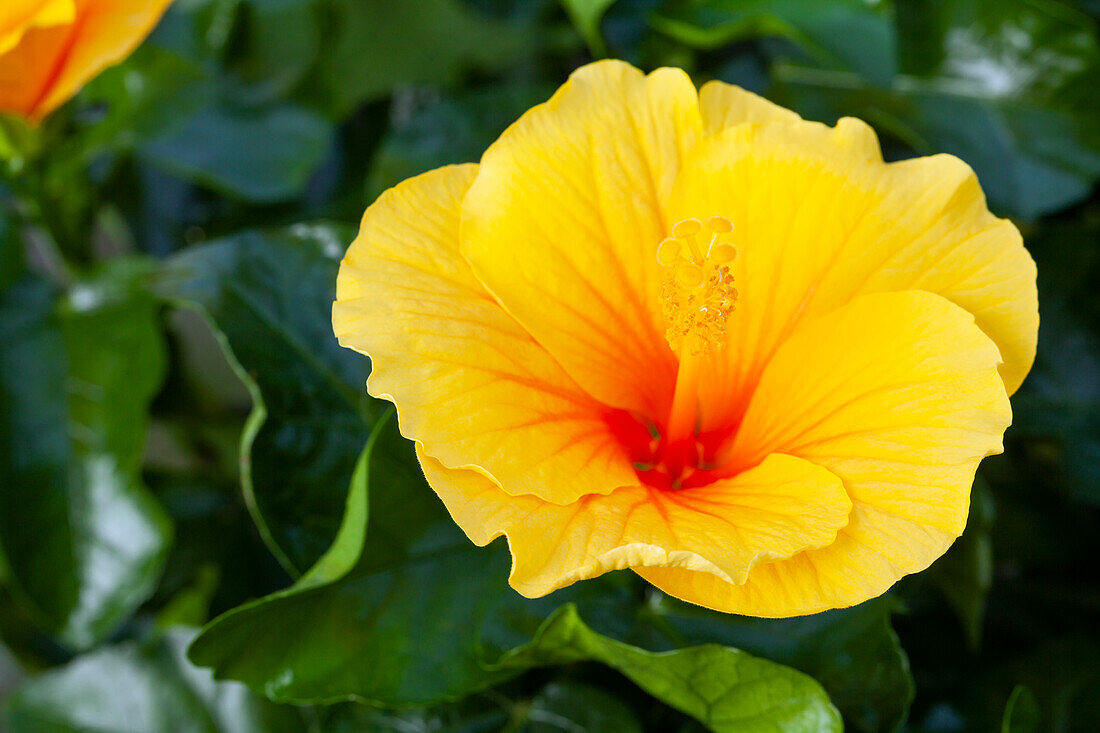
[0,263,172,649]
[156,224,375,574]
[1,629,306,732]
[1002,684,1040,733]
[641,592,914,733]
[499,604,842,733]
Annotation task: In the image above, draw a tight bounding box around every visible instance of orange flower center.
[606,217,741,490]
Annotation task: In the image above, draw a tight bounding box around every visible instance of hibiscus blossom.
[333,60,1037,617]
[0,0,174,121]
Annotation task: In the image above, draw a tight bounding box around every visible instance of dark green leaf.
[156,224,375,574]
[561,0,619,57]
[1002,684,1040,733]
[521,680,643,733]
[772,0,1100,217]
[929,479,995,648]
[305,0,529,117]
[318,698,509,732]
[0,214,22,293]
[190,417,839,733]
[140,104,333,203]
[640,593,913,733]
[0,263,172,648]
[1,629,306,732]
[652,0,898,84]
[228,0,321,104]
[367,84,555,199]
[1010,301,1100,504]
[499,604,842,733]
[186,416,529,705]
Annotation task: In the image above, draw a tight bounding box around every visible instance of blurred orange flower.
[333,60,1038,617]
[0,0,173,121]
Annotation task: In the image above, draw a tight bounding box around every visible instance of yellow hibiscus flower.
[0,0,173,121]
[333,60,1038,617]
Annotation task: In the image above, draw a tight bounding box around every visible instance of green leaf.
[367,83,555,200]
[139,104,334,203]
[187,416,530,705]
[1009,301,1100,504]
[156,564,221,630]
[1,629,306,732]
[1002,684,1040,733]
[0,263,172,649]
[641,593,913,733]
[227,0,321,104]
[305,0,529,117]
[520,680,643,733]
[499,604,842,733]
[771,0,1100,218]
[189,417,839,733]
[156,224,375,574]
[652,0,898,84]
[929,479,995,649]
[561,0,619,57]
[0,214,23,293]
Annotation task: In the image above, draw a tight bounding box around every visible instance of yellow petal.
[335,165,638,505]
[669,116,1036,434]
[0,0,74,56]
[640,291,1011,616]
[697,79,801,132]
[0,0,175,121]
[461,60,704,419]
[420,446,850,598]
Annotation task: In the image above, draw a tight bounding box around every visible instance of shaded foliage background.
[1,0,1099,731]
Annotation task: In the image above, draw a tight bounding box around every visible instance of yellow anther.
[656,238,681,266]
[657,214,739,354]
[672,218,702,238]
[706,216,733,233]
[674,264,704,289]
[709,243,737,265]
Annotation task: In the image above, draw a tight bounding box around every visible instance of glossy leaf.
[652,0,897,84]
[772,0,1100,217]
[0,264,172,649]
[1,629,306,732]
[140,104,333,203]
[156,224,375,574]
[641,593,914,733]
[190,417,840,732]
[499,604,842,733]
[187,417,529,705]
